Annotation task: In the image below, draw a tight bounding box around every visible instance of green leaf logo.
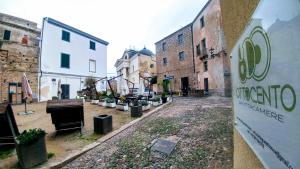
[238,26,271,83]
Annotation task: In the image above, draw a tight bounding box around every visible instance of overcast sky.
[1,0,208,76]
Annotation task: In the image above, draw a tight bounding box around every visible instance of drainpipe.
[38,18,46,102]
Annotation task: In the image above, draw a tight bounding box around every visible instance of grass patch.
[108,132,150,168]
[139,117,181,135]
[47,152,55,159]
[0,148,14,160]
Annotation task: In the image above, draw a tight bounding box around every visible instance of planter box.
[142,104,151,111]
[16,136,47,169]
[105,102,116,108]
[98,101,106,107]
[91,100,99,105]
[94,114,112,134]
[116,104,128,111]
[152,101,161,107]
[131,105,142,117]
[161,97,167,103]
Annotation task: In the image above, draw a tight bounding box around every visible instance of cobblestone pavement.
[62,96,233,169]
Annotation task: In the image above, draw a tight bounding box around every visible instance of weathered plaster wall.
[220,0,263,168]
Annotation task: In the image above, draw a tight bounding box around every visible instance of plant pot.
[94,115,112,134]
[106,102,116,108]
[16,136,47,169]
[152,101,161,107]
[161,97,167,103]
[142,104,151,111]
[131,105,142,117]
[91,100,99,105]
[98,101,106,107]
[116,104,128,111]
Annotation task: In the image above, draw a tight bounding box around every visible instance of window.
[178,34,184,44]
[204,61,208,72]
[196,44,201,56]
[179,51,185,61]
[200,16,205,28]
[90,41,96,50]
[201,38,207,55]
[61,53,70,68]
[132,66,134,72]
[89,60,96,72]
[162,42,166,51]
[62,30,70,42]
[150,64,154,68]
[3,30,11,40]
[163,58,167,66]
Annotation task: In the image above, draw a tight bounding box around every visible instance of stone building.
[192,0,231,96]
[155,24,194,93]
[0,13,40,104]
[115,47,156,95]
[155,0,232,96]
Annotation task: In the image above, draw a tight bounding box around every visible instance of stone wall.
[219,0,263,168]
[155,24,194,93]
[0,13,40,104]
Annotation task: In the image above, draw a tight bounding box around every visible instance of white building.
[114,48,156,95]
[39,17,108,101]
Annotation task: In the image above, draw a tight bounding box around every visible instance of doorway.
[204,78,209,95]
[181,77,189,96]
[61,84,70,99]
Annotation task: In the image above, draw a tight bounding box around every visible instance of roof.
[155,23,192,44]
[191,0,212,23]
[139,47,154,56]
[44,17,109,46]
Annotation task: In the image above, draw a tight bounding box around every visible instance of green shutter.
[61,53,70,68]
[3,30,11,40]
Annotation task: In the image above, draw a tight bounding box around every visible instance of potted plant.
[130,99,142,117]
[140,100,150,111]
[105,96,116,108]
[151,96,161,106]
[98,92,107,107]
[116,96,128,111]
[161,92,168,103]
[16,128,47,169]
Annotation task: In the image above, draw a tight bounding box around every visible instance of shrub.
[140,100,149,106]
[105,97,115,103]
[16,128,46,145]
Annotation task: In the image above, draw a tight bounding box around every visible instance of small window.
[62,30,70,42]
[179,51,185,61]
[196,44,201,56]
[150,64,154,68]
[3,30,11,40]
[90,41,96,50]
[200,16,205,28]
[61,53,70,68]
[163,58,167,66]
[204,61,208,72]
[162,42,166,51]
[132,66,134,72]
[201,38,207,55]
[89,60,96,72]
[178,34,184,44]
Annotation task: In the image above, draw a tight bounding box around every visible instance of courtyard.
[62,96,233,169]
[0,100,155,168]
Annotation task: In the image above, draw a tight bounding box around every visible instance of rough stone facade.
[192,0,231,96]
[0,13,40,104]
[155,24,194,93]
[155,0,232,96]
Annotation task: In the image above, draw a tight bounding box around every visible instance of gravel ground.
[62,96,233,169]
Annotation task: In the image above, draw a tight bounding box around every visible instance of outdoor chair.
[46,99,84,133]
[0,103,20,149]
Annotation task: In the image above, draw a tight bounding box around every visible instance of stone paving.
[62,96,233,169]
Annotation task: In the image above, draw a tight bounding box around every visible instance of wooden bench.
[46,99,84,133]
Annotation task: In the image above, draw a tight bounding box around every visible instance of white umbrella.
[19,73,33,115]
[57,79,62,99]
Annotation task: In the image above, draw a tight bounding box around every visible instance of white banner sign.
[231,0,300,168]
